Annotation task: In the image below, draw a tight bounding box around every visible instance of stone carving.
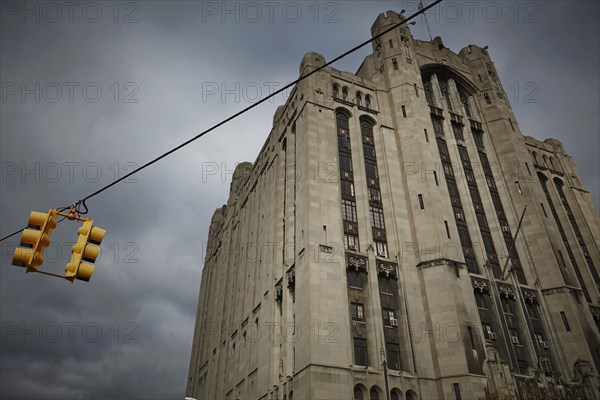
[347,254,368,273]
[472,278,489,293]
[275,280,283,302]
[522,289,538,303]
[573,358,593,384]
[377,261,397,279]
[498,284,515,298]
[287,267,295,288]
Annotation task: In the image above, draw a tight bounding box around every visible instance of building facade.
[187,10,600,400]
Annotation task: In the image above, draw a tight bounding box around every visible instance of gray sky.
[1,1,598,399]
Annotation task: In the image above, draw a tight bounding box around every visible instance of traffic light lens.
[28,211,48,228]
[89,227,106,245]
[12,248,34,267]
[77,263,95,282]
[82,245,100,262]
[21,229,42,246]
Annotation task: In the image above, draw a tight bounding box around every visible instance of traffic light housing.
[65,220,105,282]
[12,209,58,272]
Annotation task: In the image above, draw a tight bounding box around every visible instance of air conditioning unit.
[456,213,464,220]
[502,226,510,233]
[511,336,519,344]
[488,332,497,341]
[542,341,549,349]
[390,318,399,327]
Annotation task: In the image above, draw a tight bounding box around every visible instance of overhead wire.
[0,0,444,244]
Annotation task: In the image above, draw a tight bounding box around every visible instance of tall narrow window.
[460,91,472,118]
[341,181,355,198]
[368,188,382,203]
[452,124,464,140]
[424,128,429,142]
[354,387,364,400]
[509,328,520,345]
[353,338,367,366]
[375,241,389,258]
[342,199,358,222]
[526,302,540,320]
[424,79,435,105]
[338,134,351,150]
[383,309,396,326]
[540,202,548,217]
[484,92,492,105]
[515,181,522,194]
[344,234,360,251]
[439,80,453,110]
[340,154,353,172]
[392,58,398,70]
[475,291,487,309]
[379,276,395,295]
[370,206,385,229]
[351,303,365,321]
[356,92,363,107]
[365,159,378,179]
[386,343,401,370]
[432,117,444,133]
[453,383,462,400]
[473,132,484,147]
[365,95,372,110]
[333,84,339,99]
[347,269,363,288]
[560,311,571,332]
[444,220,451,239]
[468,327,475,349]
[418,194,424,210]
[401,105,407,117]
[389,39,394,48]
[342,87,349,102]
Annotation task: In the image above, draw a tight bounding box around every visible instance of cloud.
[1,2,598,399]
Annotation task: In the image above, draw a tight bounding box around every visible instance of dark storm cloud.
[1,1,598,399]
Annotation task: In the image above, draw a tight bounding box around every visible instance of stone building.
[187,10,600,400]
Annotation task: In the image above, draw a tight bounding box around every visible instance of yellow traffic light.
[12,210,58,272]
[65,220,106,282]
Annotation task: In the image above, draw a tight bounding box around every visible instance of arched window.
[532,151,539,165]
[370,387,380,400]
[342,87,349,101]
[360,118,375,137]
[390,389,401,400]
[543,154,549,167]
[353,385,365,400]
[406,389,418,400]
[550,157,556,170]
[333,84,339,99]
[336,110,351,134]
[365,95,372,110]
[459,88,472,118]
[356,92,363,107]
